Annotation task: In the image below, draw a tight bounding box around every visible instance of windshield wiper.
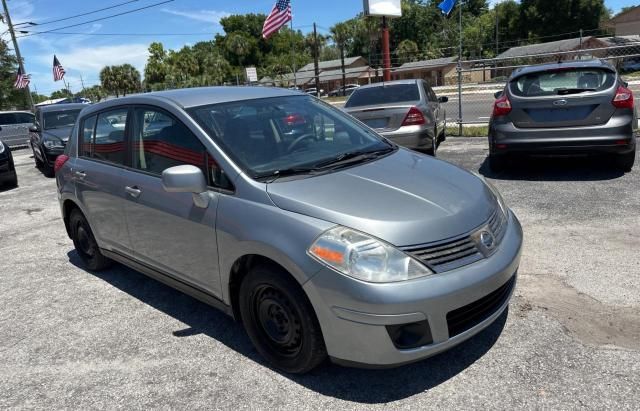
[556,88,596,95]
[314,147,395,169]
[255,167,320,183]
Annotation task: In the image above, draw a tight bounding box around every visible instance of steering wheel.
[287,133,316,153]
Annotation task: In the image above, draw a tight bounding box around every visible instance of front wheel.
[239,265,327,374]
[615,150,635,172]
[70,209,112,271]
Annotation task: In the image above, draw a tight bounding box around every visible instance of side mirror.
[494,91,503,99]
[438,96,449,103]
[162,165,209,208]
[29,125,40,133]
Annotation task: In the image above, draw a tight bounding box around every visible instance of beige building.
[607,6,640,36]
[391,57,491,86]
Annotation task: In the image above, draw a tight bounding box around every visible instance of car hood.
[266,149,497,246]
[43,127,72,142]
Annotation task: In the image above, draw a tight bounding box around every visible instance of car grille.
[446,275,516,338]
[402,208,507,273]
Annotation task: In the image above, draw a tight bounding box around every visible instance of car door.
[121,105,222,297]
[73,108,132,253]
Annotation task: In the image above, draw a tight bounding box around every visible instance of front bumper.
[490,112,636,155]
[43,146,65,166]
[303,211,523,367]
[0,155,16,184]
[378,125,434,150]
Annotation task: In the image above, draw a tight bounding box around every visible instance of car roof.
[355,79,420,90]
[38,103,88,113]
[142,86,304,108]
[509,59,616,80]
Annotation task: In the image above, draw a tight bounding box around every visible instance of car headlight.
[43,138,64,149]
[0,143,5,154]
[308,226,433,283]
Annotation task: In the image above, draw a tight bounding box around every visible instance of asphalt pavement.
[1,142,638,409]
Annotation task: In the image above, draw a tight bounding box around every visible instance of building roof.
[394,56,458,72]
[317,66,373,82]
[608,6,640,23]
[298,56,366,72]
[496,37,608,59]
[598,35,640,46]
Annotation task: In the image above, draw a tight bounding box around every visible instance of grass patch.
[446,126,488,137]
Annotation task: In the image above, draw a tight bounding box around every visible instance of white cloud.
[160,8,230,24]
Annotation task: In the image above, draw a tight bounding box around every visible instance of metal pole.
[457,1,463,136]
[291,18,297,88]
[313,22,320,95]
[382,16,391,81]
[2,0,34,111]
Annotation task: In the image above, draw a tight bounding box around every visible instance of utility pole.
[313,22,320,96]
[2,0,34,111]
[381,16,391,81]
[80,74,86,96]
[495,6,499,57]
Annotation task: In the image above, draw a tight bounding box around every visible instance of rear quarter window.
[510,68,616,97]
[346,84,420,108]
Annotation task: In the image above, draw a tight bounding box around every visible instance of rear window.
[0,112,34,125]
[510,68,616,97]
[43,110,81,130]
[345,84,420,108]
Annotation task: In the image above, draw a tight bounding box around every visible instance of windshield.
[188,95,393,179]
[510,68,616,97]
[345,83,420,108]
[43,109,82,130]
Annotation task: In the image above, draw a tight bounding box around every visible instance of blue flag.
[438,0,457,16]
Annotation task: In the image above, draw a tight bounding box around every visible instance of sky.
[0,0,636,96]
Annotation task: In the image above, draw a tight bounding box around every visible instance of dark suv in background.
[30,103,86,177]
[488,60,636,172]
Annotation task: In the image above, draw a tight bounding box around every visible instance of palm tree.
[396,39,419,64]
[330,22,353,96]
[225,32,250,68]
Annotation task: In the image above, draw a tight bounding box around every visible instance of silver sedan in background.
[344,79,448,155]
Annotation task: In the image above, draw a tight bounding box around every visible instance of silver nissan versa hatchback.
[56,87,523,373]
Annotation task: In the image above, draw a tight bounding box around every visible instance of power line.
[15,0,140,27]
[17,0,174,38]
[18,31,214,37]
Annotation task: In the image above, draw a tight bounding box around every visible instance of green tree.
[330,22,353,93]
[395,39,419,63]
[82,85,106,102]
[50,89,72,99]
[0,39,29,110]
[100,64,141,97]
[144,42,168,86]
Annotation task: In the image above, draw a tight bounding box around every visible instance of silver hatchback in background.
[344,79,448,155]
[489,60,637,172]
[0,111,35,148]
[56,87,521,373]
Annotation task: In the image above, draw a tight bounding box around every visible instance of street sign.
[245,66,258,83]
[363,0,402,17]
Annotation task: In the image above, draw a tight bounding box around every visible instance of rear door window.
[81,115,97,157]
[92,109,128,165]
[511,68,616,97]
[345,83,420,108]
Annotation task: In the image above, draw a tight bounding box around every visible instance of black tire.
[489,153,508,172]
[423,129,437,157]
[239,265,327,374]
[616,150,635,172]
[69,209,112,271]
[32,147,43,168]
[42,160,54,178]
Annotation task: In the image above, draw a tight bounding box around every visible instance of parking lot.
[1,140,638,409]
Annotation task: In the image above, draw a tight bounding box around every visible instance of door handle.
[73,171,86,180]
[125,186,142,198]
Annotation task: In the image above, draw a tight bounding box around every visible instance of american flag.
[14,67,31,89]
[262,0,292,39]
[53,55,66,81]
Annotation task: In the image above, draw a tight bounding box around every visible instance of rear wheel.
[615,150,635,172]
[424,128,437,157]
[69,209,112,271]
[239,265,327,374]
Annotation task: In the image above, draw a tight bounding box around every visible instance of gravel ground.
[1,140,638,410]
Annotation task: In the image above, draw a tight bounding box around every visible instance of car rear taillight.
[612,85,634,109]
[492,95,512,117]
[402,107,426,126]
[54,154,69,174]
[284,113,306,126]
